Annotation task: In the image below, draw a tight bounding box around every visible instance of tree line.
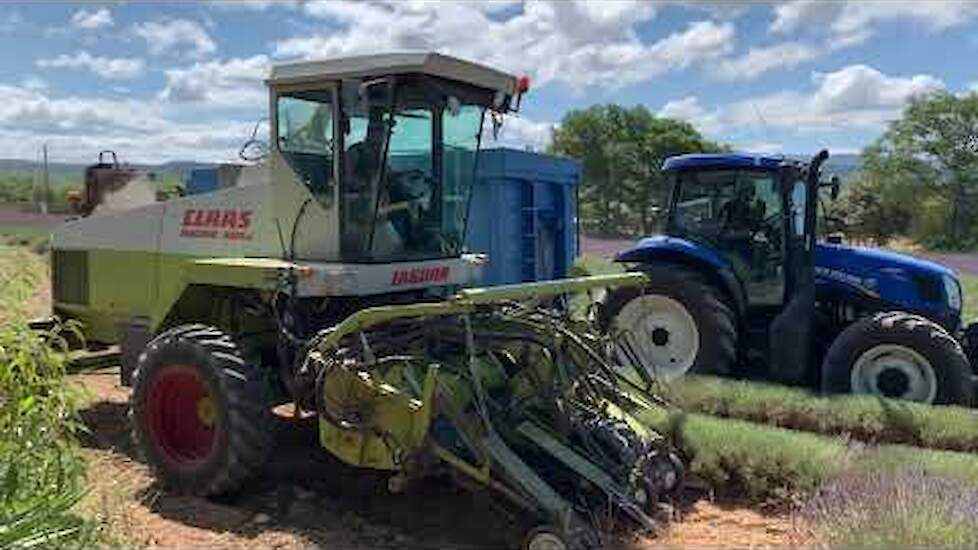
[547,104,725,237]
[829,91,978,249]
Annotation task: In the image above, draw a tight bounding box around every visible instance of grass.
[571,254,623,276]
[0,224,52,251]
[0,245,48,322]
[801,465,978,549]
[960,274,978,323]
[0,245,97,547]
[660,375,978,453]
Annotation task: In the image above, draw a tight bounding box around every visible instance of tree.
[549,104,723,236]
[858,91,978,248]
[833,172,912,246]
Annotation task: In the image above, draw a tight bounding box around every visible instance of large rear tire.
[129,324,275,495]
[822,312,973,406]
[600,264,736,378]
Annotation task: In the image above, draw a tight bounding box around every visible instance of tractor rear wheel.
[600,264,736,378]
[129,324,275,495]
[822,312,973,406]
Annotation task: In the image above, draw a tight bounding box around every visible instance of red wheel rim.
[146,365,219,468]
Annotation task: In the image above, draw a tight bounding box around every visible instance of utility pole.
[40,143,49,215]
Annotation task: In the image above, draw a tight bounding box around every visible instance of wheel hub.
[651,327,670,346]
[527,532,567,550]
[851,344,937,403]
[876,368,910,397]
[613,295,700,379]
[147,365,219,467]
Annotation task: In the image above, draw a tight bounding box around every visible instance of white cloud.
[734,141,783,154]
[0,83,257,163]
[37,51,145,80]
[0,84,163,135]
[659,96,725,136]
[274,1,734,89]
[0,10,25,33]
[20,75,48,92]
[713,41,821,81]
[485,115,555,151]
[662,65,944,138]
[770,0,839,34]
[736,66,943,131]
[71,7,113,30]
[160,55,269,107]
[206,0,301,10]
[134,19,216,58]
[771,1,978,47]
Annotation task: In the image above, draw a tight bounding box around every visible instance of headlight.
[943,274,962,311]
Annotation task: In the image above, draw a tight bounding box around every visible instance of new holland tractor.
[603,151,978,406]
[49,53,685,549]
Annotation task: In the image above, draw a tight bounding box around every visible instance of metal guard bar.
[316,272,648,351]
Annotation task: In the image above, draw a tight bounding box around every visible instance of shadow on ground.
[78,391,523,549]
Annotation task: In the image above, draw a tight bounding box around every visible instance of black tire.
[129,323,275,495]
[822,312,973,406]
[599,264,736,376]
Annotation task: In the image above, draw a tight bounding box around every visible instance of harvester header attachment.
[304,273,683,548]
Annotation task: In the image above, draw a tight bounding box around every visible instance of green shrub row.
[657,375,978,453]
[640,407,978,503]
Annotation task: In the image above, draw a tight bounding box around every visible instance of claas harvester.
[49,53,684,549]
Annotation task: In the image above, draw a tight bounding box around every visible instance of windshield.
[669,168,787,306]
[341,77,485,262]
[669,169,781,244]
[277,89,335,205]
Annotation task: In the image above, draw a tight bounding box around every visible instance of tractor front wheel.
[822,312,973,406]
[129,324,275,495]
[600,264,736,378]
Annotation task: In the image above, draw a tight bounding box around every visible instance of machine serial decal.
[816,266,880,298]
[391,266,450,286]
[180,208,253,240]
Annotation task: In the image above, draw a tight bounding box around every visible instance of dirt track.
[73,371,799,549]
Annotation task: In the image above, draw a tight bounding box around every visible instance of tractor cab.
[267,53,529,264]
[661,154,811,311]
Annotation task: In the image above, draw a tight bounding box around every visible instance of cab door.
[767,154,826,385]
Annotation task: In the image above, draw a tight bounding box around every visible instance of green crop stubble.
[661,375,978,453]
[0,246,96,548]
[639,406,978,504]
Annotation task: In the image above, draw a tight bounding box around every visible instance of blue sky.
[1,1,977,164]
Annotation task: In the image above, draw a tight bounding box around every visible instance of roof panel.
[268,52,518,95]
[662,153,786,171]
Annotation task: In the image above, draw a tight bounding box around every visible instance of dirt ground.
[72,370,801,550]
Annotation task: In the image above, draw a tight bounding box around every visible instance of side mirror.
[819,174,841,200]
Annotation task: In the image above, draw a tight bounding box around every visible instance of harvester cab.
[267,53,525,265]
[606,150,978,406]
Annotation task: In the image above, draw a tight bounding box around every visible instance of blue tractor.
[602,151,977,405]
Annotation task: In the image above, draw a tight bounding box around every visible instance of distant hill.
[0,158,217,189]
[823,153,862,182]
[783,153,862,183]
